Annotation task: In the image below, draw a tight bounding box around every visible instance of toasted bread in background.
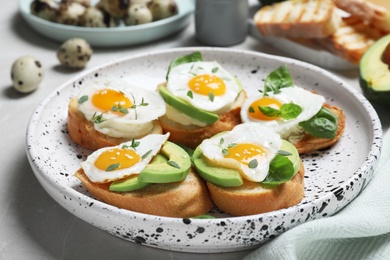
[254,0,341,38]
[74,168,214,218]
[206,161,305,216]
[315,16,387,64]
[333,0,390,33]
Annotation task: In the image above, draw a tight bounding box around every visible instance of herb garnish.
[142,150,152,160]
[112,102,129,114]
[129,94,149,120]
[167,160,180,169]
[78,95,88,104]
[90,112,106,124]
[106,163,120,171]
[248,159,258,169]
[208,92,214,102]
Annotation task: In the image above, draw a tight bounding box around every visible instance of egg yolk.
[224,143,268,166]
[94,148,140,171]
[92,89,132,112]
[188,74,226,96]
[248,97,282,121]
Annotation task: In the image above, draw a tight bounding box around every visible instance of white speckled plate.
[19,0,194,47]
[26,47,382,253]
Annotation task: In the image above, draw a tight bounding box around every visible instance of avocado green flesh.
[360,34,390,105]
[109,142,192,192]
[192,140,300,188]
[109,175,150,192]
[192,146,243,187]
[280,140,300,175]
[158,85,219,124]
[138,141,191,183]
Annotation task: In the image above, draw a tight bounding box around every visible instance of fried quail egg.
[166,61,242,114]
[77,77,166,138]
[199,123,282,182]
[81,133,169,183]
[240,86,325,138]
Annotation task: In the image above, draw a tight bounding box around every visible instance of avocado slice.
[138,141,192,183]
[279,140,300,174]
[109,154,167,192]
[192,146,244,187]
[109,175,150,192]
[192,140,300,187]
[360,34,390,106]
[158,85,220,124]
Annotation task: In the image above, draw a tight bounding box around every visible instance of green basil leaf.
[279,103,302,120]
[299,106,338,139]
[262,154,295,185]
[166,51,203,80]
[258,105,280,117]
[264,65,294,95]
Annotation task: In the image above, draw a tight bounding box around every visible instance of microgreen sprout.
[90,112,106,124]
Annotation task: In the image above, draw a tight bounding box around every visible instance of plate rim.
[25,47,383,251]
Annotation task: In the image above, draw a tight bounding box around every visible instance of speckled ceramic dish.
[26,47,382,253]
[19,0,194,47]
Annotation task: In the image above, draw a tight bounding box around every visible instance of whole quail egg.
[96,0,131,18]
[30,0,59,22]
[57,38,93,69]
[124,4,153,25]
[56,1,86,25]
[79,6,119,27]
[148,0,178,21]
[11,56,44,93]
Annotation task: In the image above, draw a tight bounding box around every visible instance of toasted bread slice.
[254,0,341,38]
[206,161,305,216]
[158,89,247,149]
[67,97,163,151]
[74,167,214,218]
[333,0,390,33]
[315,16,387,64]
[290,104,346,154]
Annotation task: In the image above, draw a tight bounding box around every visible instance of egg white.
[81,133,170,183]
[78,77,166,138]
[240,86,326,138]
[199,123,282,182]
[166,61,242,114]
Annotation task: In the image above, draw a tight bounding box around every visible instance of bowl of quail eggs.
[19,0,195,47]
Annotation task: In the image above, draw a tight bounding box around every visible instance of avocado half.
[359,34,390,106]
